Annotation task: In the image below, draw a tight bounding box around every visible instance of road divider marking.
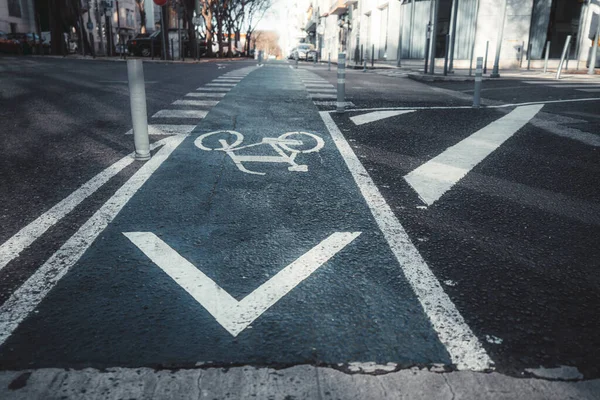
[0,137,176,274]
[125,125,195,135]
[125,231,361,337]
[320,111,493,371]
[172,100,220,107]
[152,110,208,119]
[186,92,226,98]
[350,110,416,126]
[0,136,187,347]
[404,104,543,206]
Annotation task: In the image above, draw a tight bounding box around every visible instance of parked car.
[7,33,49,54]
[292,44,317,61]
[0,31,22,54]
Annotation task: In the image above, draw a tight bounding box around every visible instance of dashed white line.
[125,125,196,135]
[186,92,226,98]
[152,110,209,119]
[172,100,220,107]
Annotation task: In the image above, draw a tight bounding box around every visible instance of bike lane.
[0,65,457,370]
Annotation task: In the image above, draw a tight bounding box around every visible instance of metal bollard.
[543,41,551,73]
[565,40,572,71]
[526,43,532,70]
[556,35,572,80]
[483,41,489,74]
[328,53,331,71]
[363,58,367,72]
[127,60,150,160]
[313,53,317,66]
[295,54,298,69]
[337,53,346,114]
[589,22,600,75]
[473,57,483,108]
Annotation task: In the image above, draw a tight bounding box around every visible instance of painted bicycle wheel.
[195,130,244,151]
[278,132,325,154]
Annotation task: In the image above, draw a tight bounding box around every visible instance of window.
[8,0,22,18]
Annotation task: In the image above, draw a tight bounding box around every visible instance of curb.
[28,55,249,64]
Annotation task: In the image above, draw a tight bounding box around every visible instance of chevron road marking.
[124,231,361,337]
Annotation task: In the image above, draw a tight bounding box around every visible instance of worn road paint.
[124,231,361,337]
[125,125,196,135]
[350,110,416,126]
[0,136,187,346]
[186,92,227,98]
[172,100,220,107]
[320,111,493,371]
[152,110,209,119]
[404,104,544,206]
[205,83,237,87]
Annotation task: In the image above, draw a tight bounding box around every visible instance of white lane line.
[186,92,226,98]
[577,88,600,92]
[522,80,593,85]
[547,84,600,88]
[320,111,493,371]
[310,94,337,99]
[213,78,242,82]
[305,84,334,88]
[350,110,416,126]
[0,136,187,346]
[152,110,208,119]
[343,97,600,113]
[196,87,231,92]
[125,125,196,135]
[125,231,361,337]
[206,83,237,87]
[313,101,355,107]
[0,138,175,273]
[404,104,543,206]
[307,88,336,93]
[172,100,220,107]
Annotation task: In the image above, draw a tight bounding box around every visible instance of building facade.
[297,0,600,68]
[0,0,36,33]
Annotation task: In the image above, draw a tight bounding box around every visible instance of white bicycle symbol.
[195,130,325,176]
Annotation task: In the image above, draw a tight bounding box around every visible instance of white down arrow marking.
[124,232,361,336]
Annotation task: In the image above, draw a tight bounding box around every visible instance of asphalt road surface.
[0,56,599,399]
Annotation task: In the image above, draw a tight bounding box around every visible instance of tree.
[135,0,147,34]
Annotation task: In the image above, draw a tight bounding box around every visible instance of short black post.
[371,44,375,67]
[526,42,532,70]
[171,39,174,60]
[483,41,489,74]
[443,34,450,76]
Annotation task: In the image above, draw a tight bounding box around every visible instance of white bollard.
[127,59,150,161]
[337,53,346,114]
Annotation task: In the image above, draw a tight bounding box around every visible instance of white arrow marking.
[404,104,543,206]
[124,231,361,336]
[350,110,416,126]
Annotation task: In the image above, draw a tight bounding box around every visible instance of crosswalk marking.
[125,125,196,135]
[172,100,220,107]
[307,88,336,93]
[196,87,231,92]
[186,92,226,98]
[577,88,600,92]
[404,104,544,206]
[309,93,337,99]
[206,83,237,87]
[152,110,209,119]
